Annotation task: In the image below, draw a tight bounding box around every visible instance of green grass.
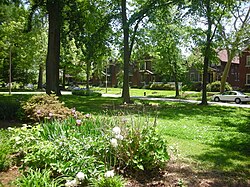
[93,87,177,97]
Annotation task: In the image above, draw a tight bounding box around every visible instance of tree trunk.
[121,0,130,103]
[62,66,66,90]
[37,64,43,89]
[220,49,234,93]
[46,0,61,96]
[173,62,179,97]
[201,0,212,105]
[86,60,91,90]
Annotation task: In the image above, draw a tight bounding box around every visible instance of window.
[190,73,196,81]
[246,74,250,85]
[246,56,250,67]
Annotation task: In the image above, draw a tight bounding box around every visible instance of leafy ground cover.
[0,94,250,186]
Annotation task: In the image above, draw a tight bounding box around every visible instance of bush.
[207,81,232,92]
[22,94,82,122]
[186,82,203,91]
[112,118,169,171]
[0,100,20,120]
[9,115,169,186]
[150,83,174,90]
[72,89,102,97]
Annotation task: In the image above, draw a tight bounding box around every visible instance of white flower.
[76,171,86,181]
[49,112,53,117]
[85,113,91,118]
[110,138,118,147]
[104,170,115,178]
[112,126,121,135]
[76,119,81,126]
[65,179,78,187]
[37,110,41,114]
[115,134,124,140]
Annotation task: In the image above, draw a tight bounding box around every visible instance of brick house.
[92,59,160,88]
[188,49,240,89]
[239,47,250,90]
[217,49,240,88]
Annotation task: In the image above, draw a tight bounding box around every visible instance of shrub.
[207,81,232,92]
[21,94,82,122]
[72,89,102,97]
[10,116,169,186]
[150,83,174,90]
[0,100,20,120]
[112,117,169,171]
[187,82,203,91]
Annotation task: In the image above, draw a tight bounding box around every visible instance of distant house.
[188,49,240,89]
[216,49,240,89]
[92,58,161,88]
[239,47,250,90]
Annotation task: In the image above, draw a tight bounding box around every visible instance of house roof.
[218,49,239,64]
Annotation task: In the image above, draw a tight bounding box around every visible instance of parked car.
[211,91,250,104]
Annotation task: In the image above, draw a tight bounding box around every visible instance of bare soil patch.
[0,167,20,187]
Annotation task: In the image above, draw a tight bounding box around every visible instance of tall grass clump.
[9,115,169,186]
[0,129,13,171]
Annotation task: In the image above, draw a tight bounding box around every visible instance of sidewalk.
[102,94,250,108]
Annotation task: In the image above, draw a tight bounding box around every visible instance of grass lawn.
[0,93,250,185]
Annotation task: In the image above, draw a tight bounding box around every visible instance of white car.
[212,91,250,104]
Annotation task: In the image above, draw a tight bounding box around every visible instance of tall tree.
[26,0,62,95]
[148,6,186,97]
[188,0,228,105]
[219,2,250,93]
[120,0,180,103]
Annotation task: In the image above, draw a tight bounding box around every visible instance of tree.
[148,6,187,97]
[0,2,47,87]
[219,3,250,93]
[188,0,229,105]
[120,0,181,103]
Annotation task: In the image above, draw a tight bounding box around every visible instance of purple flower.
[71,108,76,114]
[76,119,81,126]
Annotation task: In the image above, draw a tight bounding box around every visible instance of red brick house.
[92,59,160,88]
[216,49,240,88]
[188,49,240,89]
[239,47,250,90]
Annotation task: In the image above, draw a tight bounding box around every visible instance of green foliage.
[183,82,202,91]
[72,89,102,97]
[0,130,13,171]
[92,175,125,187]
[21,94,82,122]
[150,83,175,90]
[0,98,20,120]
[8,114,169,186]
[15,168,64,187]
[207,81,232,92]
[110,118,169,171]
